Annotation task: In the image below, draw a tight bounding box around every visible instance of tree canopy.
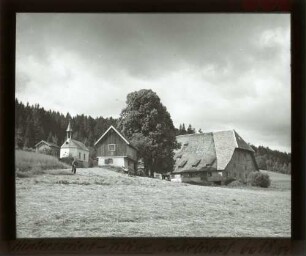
[118,89,179,176]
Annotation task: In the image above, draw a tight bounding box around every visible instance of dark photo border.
[1,0,305,255]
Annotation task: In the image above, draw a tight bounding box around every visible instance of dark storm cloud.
[16,13,291,152]
[17,14,288,77]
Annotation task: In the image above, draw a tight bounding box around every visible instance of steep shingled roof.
[213,130,254,170]
[61,139,89,151]
[173,133,217,174]
[173,130,255,173]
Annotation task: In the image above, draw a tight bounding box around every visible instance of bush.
[224,178,236,185]
[247,171,271,188]
[227,180,244,187]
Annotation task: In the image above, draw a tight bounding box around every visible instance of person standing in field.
[72,158,77,174]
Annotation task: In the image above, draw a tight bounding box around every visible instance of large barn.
[60,121,89,167]
[171,130,258,185]
[94,126,138,171]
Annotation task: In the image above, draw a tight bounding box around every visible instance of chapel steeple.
[66,121,72,140]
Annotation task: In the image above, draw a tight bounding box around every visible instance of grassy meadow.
[15,150,70,178]
[16,162,291,238]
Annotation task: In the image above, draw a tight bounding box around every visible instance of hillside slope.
[16,168,290,237]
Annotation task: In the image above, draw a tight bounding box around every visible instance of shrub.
[247,171,271,188]
[227,180,244,187]
[224,178,236,185]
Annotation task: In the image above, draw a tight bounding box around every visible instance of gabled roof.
[35,140,60,149]
[234,130,254,151]
[173,130,255,173]
[61,139,89,151]
[94,125,130,146]
[213,130,254,170]
[173,133,217,174]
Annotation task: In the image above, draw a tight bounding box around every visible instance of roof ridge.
[176,132,213,137]
[94,125,130,146]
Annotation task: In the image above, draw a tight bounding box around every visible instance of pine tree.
[181,123,186,135]
[47,132,52,142]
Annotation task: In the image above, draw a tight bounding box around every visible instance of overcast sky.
[16,13,291,152]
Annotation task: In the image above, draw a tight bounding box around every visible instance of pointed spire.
[66,120,72,132]
[66,120,72,139]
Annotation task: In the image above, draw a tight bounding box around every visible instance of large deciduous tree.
[118,89,179,176]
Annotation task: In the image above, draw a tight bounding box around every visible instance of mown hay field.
[16,166,291,238]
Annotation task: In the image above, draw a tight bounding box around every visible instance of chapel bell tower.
[66,121,72,140]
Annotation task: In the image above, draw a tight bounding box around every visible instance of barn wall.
[126,146,137,161]
[125,158,135,170]
[96,130,128,157]
[224,149,257,182]
[181,173,204,183]
[175,171,223,184]
[97,156,126,168]
[170,174,182,182]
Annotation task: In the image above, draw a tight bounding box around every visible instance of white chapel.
[60,121,89,167]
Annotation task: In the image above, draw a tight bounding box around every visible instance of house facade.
[94,126,138,171]
[171,130,258,185]
[60,121,89,167]
[35,140,60,157]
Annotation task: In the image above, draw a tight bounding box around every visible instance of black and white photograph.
[15,13,291,238]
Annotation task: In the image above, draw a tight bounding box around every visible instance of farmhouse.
[60,121,89,167]
[171,130,258,185]
[94,126,138,171]
[35,140,60,157]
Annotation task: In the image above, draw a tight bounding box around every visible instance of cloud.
[15,13,291,152]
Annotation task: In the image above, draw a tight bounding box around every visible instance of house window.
[84,154,86,161]
[108,144,116,151]
[79,152,81,159]
[207,172,212,177]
